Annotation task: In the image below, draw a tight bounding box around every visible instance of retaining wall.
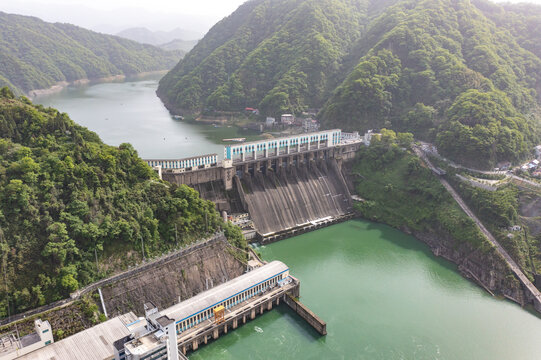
[283,294,327,336]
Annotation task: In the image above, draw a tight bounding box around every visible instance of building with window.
[280,114,294,124]
[0,319,53,360]
[10,261,292,360]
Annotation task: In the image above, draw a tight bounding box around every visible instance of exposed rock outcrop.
[412,230,526,305]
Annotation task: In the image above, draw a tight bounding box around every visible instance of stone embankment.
[0,235,245,333]
[99,237,245,317]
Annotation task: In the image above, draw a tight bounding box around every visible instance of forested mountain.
[158,0,541,168]
[0,88,244,316]
[0,12,182,96]
[158,0,378,115]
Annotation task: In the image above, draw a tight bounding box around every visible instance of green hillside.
[157,0,381,115]
[321,0,541,167]
[158,0,541,168]
[0,88,244,316]
[0,12,182,95]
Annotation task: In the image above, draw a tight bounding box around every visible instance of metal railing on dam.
[143,130,362,172]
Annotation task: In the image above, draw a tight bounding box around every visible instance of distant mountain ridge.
[159,39,199,53]
[158,0,541,168]
[0,12,183,95]
[116,27,200,46]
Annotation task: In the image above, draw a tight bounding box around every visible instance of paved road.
[414,147,541,308]
[510,174,541,189]
[417,141,541,187]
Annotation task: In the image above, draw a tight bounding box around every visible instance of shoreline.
[28,70,168,99]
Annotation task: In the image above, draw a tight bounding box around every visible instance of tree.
[42,223,79,268]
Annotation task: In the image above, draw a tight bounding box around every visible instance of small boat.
[222,138,246,142]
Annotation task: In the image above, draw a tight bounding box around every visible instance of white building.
[224,129,342,162]
[302,118,319,133]
[280,114,294,125]
[0,319,54,360]
[535,145,541,159]
[265,117,275,127]
[117,303,178,360]
[363,130,378,146]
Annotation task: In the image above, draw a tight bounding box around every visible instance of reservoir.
[35,78,541,359]
[35,75,258,159]
[193,221,541,360]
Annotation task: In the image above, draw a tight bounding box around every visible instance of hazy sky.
[2,0,541,35]
[0,0,248,35]
[18,0,247,16]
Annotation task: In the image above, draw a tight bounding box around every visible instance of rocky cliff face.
[99,240,245,317]
[411,230,526,305]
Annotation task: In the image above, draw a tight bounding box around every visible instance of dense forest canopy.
[0,12,182,95]
[158,0,541,168]
[0,88,244,317]
[158,0,380,116]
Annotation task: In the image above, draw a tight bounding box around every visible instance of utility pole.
[140,235,145,261]
[94,248,99,273]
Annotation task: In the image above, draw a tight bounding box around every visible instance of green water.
[34,75,261,159]
[192,220,541,360]
[34,79,541,359]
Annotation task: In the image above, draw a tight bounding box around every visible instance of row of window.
[232,140,329,156]
[176,274,287,333]
[231,134,335,155]
[139,345,167,360]
[147,156,218,169]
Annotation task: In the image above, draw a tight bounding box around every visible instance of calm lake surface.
[36,79,541,359]
[193,221,541,360]
[35,75,258,159]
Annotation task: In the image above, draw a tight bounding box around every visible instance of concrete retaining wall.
[163,167,223,186]
[283,294,326,336]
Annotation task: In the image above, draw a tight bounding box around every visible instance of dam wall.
[162,166,224,187]
[153,131,363,241]
[283,293,327,335]
[237,158,353,238]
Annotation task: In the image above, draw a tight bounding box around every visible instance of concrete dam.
[146,129,362,241]
[236,158,352,238]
